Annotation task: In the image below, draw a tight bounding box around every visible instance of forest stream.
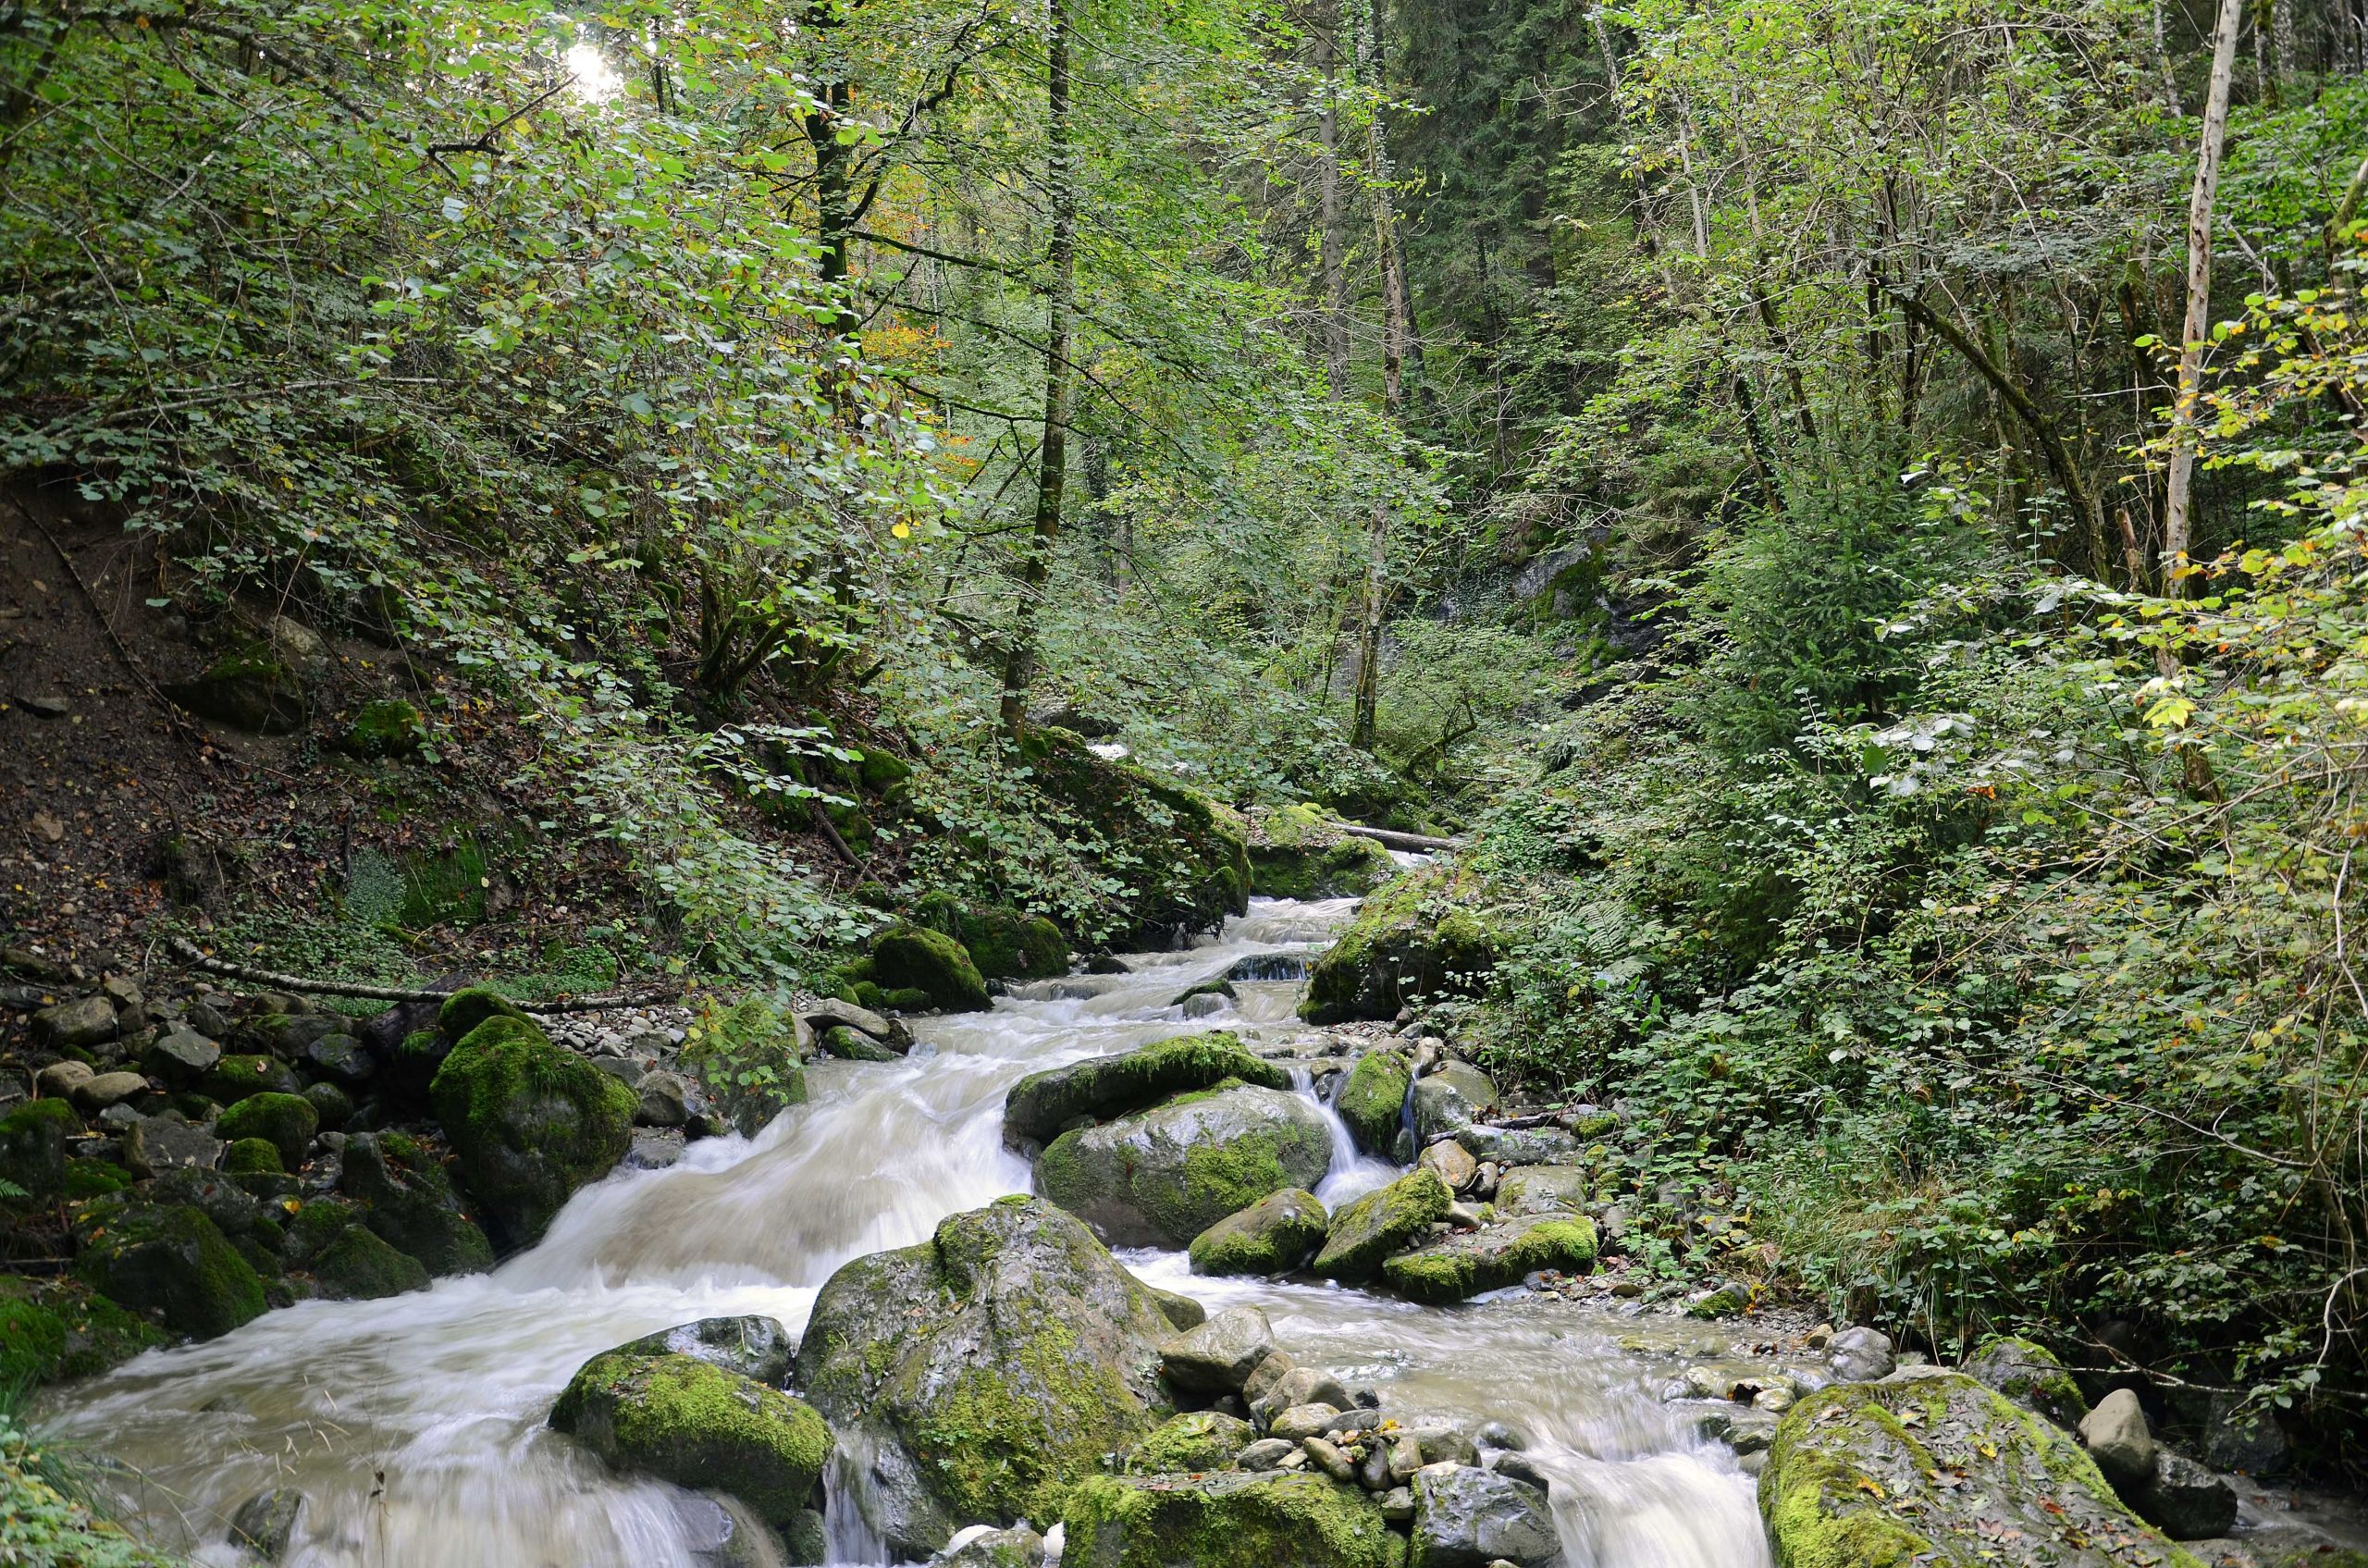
[35,895,1769,1568]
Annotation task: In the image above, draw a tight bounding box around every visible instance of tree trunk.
[998,0,1076,737]
[1350,0,1400,752]
[804,3,858,340]
[2162,0,2245,597]
[2152,0,2185,115]
[1318,8,1351,401]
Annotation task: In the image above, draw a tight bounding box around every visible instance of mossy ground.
[0,1277,164,1389]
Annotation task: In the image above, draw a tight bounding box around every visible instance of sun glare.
[565,40,623,103]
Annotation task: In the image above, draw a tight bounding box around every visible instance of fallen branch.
[1330,821,1462,852]
[166,935,679,1013]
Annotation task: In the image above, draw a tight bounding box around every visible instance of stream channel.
[43,895,1773,1568]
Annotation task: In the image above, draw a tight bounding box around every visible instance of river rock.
[1160,1305,1277,1392]
[1760,1372,2190,1568]
[0,1098,79,1196]
[430,1015,635,1250]
[1004,1034,1290,1146]
[1826,1325,1896,1382]
[144,1029,222,1082]
[2134,1450,2237,1539]
[1453,1125,1577,1167]
[1491,1166,1590,1216]
[230,1486,304,1561]
[1335,1049,1412,1155]
[931,1523,1048,1568]
[216,1092,318,1169]
[1270,1403,1344,1442]
[69,1071,148,1113]
[1312,1167,1452,1281]
[1128,1410,1258,1475]
[201,1054,302,1104]
[1409,1062,1498,1144]
[1408,1423,1480,1470]
[1188,1189,1327,1277]
[121,1115,222,1179]
[622,1316,796,1387]
[1409,1463,1562,1568]
[301,1033,375,1087]
[1298,862,1500,1024]
[795,1196,1178,1558]
[312,1224,430,1300]
[2078,1389,2157,1489]
[34,1059,95,1099]
[1251,1365,1354,1428]
[550,1351,832,1530]
[33,994,118,1050]
[871,926,992,1013]
[338,1130,495,1276]
[1965,1335,2089,1430]
[1238,1438,1298,1471]
[1381,1216,1597,1303]
[1418,1138,1478,1192]
[1062,1470,1403,1568]
[1036,1085,1332,1248]
[72,1192,266,1338]
[635,1071,692,1128]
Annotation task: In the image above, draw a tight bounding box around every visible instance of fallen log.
[166,935,680,1014]
[1328,821,1463,852]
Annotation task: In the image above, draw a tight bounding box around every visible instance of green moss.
[550,1352,832,1528]
[337,1131,495,1275]
[1380,1215,1597,1303]
[1188,1187,1328,1277]
[1005,1033,1290,1143]
[198,1054,299,1104]
[61,1158,132,1200]
[1335,1050,1411,1154]
[879,984,931,1010]
[437,985,529,1042]
[1036,1088,1333,1247]
[1246,807,1398,900]
[0,1277,164,1389]
[871,926,992,1012]
[216,1092,317,1169]
[1126,1410,1255,1475]
[282,1195,364,1264]
[72,1195,267,1340]
[339,698,428,759]
[1299,861,1502,1025]
[1313,1167,1452,1280]
[0,1097,81,1198]
[1061,1471,1405,1568]
[222,1138,284,1176]
[951,903,1071,982]
[1966,1336,2090,1430]
[430,1016,635,1250]
[313,1223,430,1300]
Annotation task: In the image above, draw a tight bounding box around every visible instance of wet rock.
[1035,1085,1332,1248]
[1187,1188,1327,1278]
[1381,1216,1597,1303]
[794,1197,1178,1558]
[121,1115,222,1179]
[430,1015,636,1250]
[1378,1486,1414,1525]
[1144,1282,1205,1330]
[1312,1167,1452,1281]
[1475,1421,1528,1453]
[1335,1049,1412,1156]
[1240,1348,1296,1409]
[622,1316,797,1388]
[931,1522,1047,1568]
[819,1025,902,1062]
[72,1193,266,1338]
[798,998,909,1050]
[1063,1469,1400,1568]
[144,1029,222,1082]
[1298,862,1500,1025]
[217,1092,317,1169]
[1965,1335,2089,1430]
[1419,1139,1478,1192]
[635,1071,692,1128]
[302,1080,354,1130]
[1160,1305,1277,1393]
[1270,1403,1344,1442]
[69,1070,149,1113]
[1826,1325,1895,1382]
[1238,1438,1299,1471]
[1128,1410,1257,1475]
[230,1487,304,1561]
[1760,1372,2186,1568]
[33,994,118,1051]
[2200,1391,2289,1476]
[1409,1062,1498,1144]
[2078,1389,2158,1490]
[301,1033,375,1087]
[550,1351,832,1530]
[1410,1463,1563,1568]
[338,1130,495,1276]
[1693,1407,1780,1455]
[624,1129,685,1170]
[1407,1423,1480,1470]
[2134,1449,2237,1540]
[1452,1126,1578,1167]
[312,1223,430,1300]
[871,926,992,1013]
[1252,1366,1352,1428]
[1004,1034,1289,1147]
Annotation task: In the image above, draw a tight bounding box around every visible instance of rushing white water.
[43,895,1769,1568]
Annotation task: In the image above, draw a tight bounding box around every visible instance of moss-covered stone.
[164,643,308,734]
[0,1276,165,1389]
[1245,806,1398,901]
[1312,1167,1452,1281]
[870,926,993,1013]
[1036,1086,1333,1248]
[338,698,429,759]
[794,1196,1179,1559]
[1126,1410,1257,1475]
[216,1092,317,1169]
[383,1028,454,1107]
[430,1014,635,1250]
[313,1223,430,1300]
[1335,1050,1411,1156]
[72,1193,267,1340]
[1061,1470,1405,1568]
[1300,862,1502,1025]
[1005,1034,1291,1145]
[1379,1216,1597,1303]
[550,1351,832,1528]
[337,1130,495,1276]
[198,1054,302,1104]
[61,1158,132,1200]
[437,985,529,1042]
[918,895,1072,982]
[1187,1188,1328,1277]
[222,1137,284,1176]
[1965,1336,2090,1431]
[1758,1372,2202,1568]
[0,1097,80,1198]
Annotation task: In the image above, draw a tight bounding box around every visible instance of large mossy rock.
[1300,863,1500,1025]
[1188,1188,1328,1277]
[1019,726,1251,948]
[429,1015,635,1251]
[1060,1471,1405,1568]
[0,1277,164,1389]
[337,1130,495,1276]
[1759,1372,2202,1568]
[1380,1216,1597,1303]
[550,1351,832,1529]
[1005,1034,1290,1146]
[1313,1167,1451,1281]
[872,926,993,1013]
[1244,806,1398,901]
[216,1092,317,1170]
[1125,1410,1258,1475]
[1335,1050,1411,1156]
[71,1193,266,1340]
[163,643,308,734]
[1036,1085,1333,1248]
[917,894,1072,982]
[794,1196,1178,1559]
[1965,1336,2090,1431]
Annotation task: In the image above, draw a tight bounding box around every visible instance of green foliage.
[0,1392,169,1568]
[679,996,809,1138]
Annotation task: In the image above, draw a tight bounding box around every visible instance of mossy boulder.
[0,1276,164,1389]
[917,894,1071,982]
[1966,1336,2090,1431]
[72,1193,267,1339]
[550,1351,832,1529]
[1036,1086,1333,1248]
[216,1092,317,1170]
[1312,1167,1452,1281]
[338,698,429,759]
[618,1315,796,1388]
[1005,1033,1291,1146]
[222,1137,284,1177]
[337,1130,495,1276]
[1125,1410,1259,1475]
[1187,1188,1328,1277]
[1300,862,1501,1025]
[437,985,530,1042]
[1060,1470,1405,1568]
[429,1015,636,1250]
[0,1096,80,1199]
[1018,726,1252,948]
[871,926,993,1013]
[1380,1216,1597,1303]
[199,1054,302,1104]
[1245,806,1397,901]
[313,1224,430,1300]
[61,1158,132,1200]
[164,643,308,734]
[1759,1372,2202,1568]
[1335,1050,1411,1156]
[794,1196,1179,1559]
